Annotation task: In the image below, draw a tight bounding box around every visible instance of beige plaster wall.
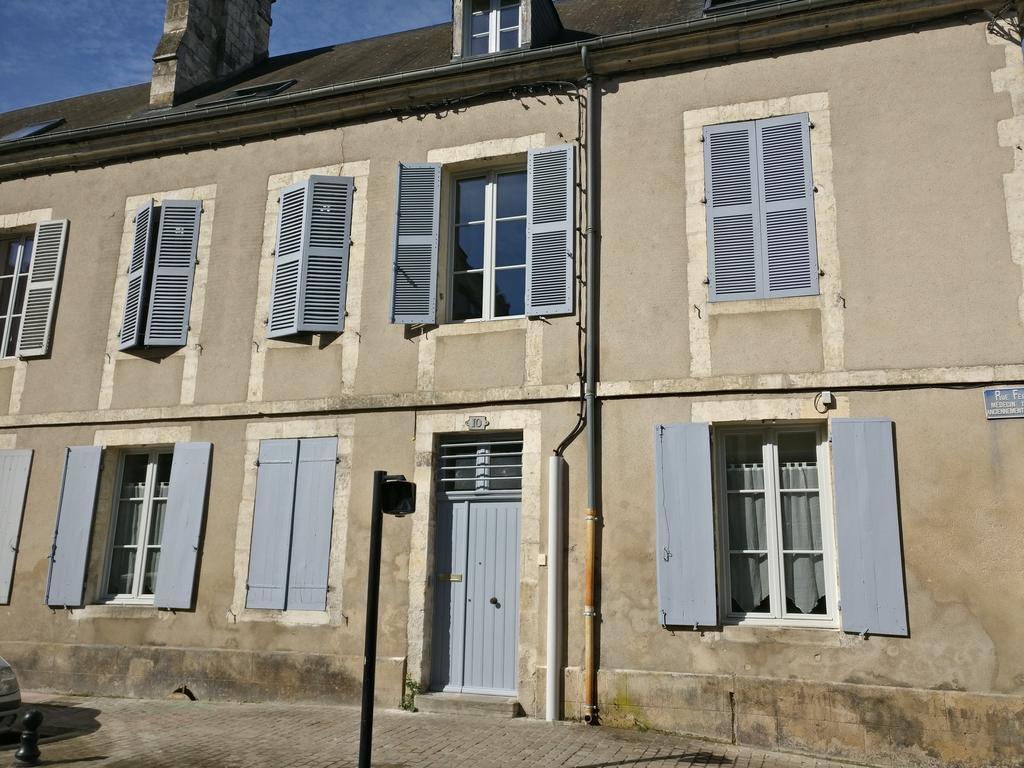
[599,20,1019,385]
[593,388,1024,695]
[0,21,1016,427]
[0,13,1020,767]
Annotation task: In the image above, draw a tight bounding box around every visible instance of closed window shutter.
[705,121,761,302]
[286,437,338,611]
[390,162,440,324]
[45,446,102,607]
[300,176,354,334]
[0,449,32,604]
[267,182,308,338]
[831,419,908,637]
[526,144,575,316]
[144,200,201,346]
[16,220,69,358]
[154,442,212,610]
[119,201,157,350]
[246,439,298,609]
[756,113,819,298]
[654,423,718,627]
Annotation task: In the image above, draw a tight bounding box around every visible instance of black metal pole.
[358,470,386,768]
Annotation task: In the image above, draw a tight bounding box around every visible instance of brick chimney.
[150,0,274,108]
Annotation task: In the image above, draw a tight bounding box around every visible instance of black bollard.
[14,709,43,766]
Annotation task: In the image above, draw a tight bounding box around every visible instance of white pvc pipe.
[546,455,565,722]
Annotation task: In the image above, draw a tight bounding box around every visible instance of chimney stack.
[150,0,274,108]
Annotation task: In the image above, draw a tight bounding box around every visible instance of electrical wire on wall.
[555,77,590,458]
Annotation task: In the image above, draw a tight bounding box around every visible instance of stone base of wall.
[563,668,1024,768]
[3,642,405,708]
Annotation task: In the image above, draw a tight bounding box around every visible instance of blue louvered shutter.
[144,200,201,346]
[390,163,440,324]
[119,201,157,350]
[654,423,718,627]
[16,220,69,358]
[46,446,102,607]
[705,121,761,302]
[755,113,819,298]
[267,182,308,338]
[0,450,32,604]
[286,437,337,610]
[831,419,908,637]
[526,145,575,316]
[246,439,298,609]
[300,176,353,333]
[154,442,212,610]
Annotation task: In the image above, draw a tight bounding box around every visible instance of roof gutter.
[0,0,993,176]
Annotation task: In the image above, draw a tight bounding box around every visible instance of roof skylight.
[196,80,298,108]
[1,118,65,142]
[704,0,776,13]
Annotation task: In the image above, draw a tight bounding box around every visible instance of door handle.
[489,596,499,607]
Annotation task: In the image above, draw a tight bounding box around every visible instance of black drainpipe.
[580,43,601,726]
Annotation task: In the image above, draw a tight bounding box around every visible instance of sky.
[0,0,451,114]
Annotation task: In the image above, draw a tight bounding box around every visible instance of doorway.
[430,435,522,695]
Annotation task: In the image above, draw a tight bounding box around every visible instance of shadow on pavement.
[0,700,102,753]
[575,752,734,768]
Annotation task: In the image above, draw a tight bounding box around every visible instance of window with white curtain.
[716,425,837,626]
[103,450,173,603]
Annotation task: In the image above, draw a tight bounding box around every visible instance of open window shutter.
[390,163,440,324]
[831,419,908,637]
[300,176,353,333]
[119,201,157,350]
[16,220,68,357]
[755,113,819,298]
[144,200,201,346]
[246,439,298,609]
[0,450,32,604]
[653,423,718,627]
[704,121,761,302]
[286,437,338,610]
[45,446,102,607]
[154,442,212,610]
[526,144,575,316]
[267,182,309,338]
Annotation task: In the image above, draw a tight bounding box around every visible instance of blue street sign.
[984,387,1024,420]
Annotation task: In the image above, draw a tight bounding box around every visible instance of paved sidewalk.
[0,692,860,768]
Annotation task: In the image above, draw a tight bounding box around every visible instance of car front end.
[0,657,21,733]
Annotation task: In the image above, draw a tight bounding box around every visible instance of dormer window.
[467,0,522,56]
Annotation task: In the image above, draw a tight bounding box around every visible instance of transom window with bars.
[437,436,523,496]
[716,426,838,626]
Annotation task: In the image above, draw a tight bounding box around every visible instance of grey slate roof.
[0,0,707,140]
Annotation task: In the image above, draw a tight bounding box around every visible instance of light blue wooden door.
[432,498,521,695]
[431,500,469,692]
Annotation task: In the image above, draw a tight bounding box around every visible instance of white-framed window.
[0,234,33,359]
[715,424,837,627]
[103,449,173,604]
[449,168,527,322]
[466,0,521,56]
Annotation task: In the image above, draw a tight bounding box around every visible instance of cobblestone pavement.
[0,692,861,768]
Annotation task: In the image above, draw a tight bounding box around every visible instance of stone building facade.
[0,1,1022,765]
